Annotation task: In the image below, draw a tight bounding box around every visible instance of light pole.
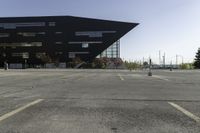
[163,53,166,69]
[176,55,184,67]
[148,58,152,76]
[170,60,173,71]
[176,55,178,68]
[159,50,161,66]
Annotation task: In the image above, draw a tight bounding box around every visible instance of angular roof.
[0,16,138,62]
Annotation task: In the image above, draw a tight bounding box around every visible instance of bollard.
[148,59,152,76]
[148,71,152,76]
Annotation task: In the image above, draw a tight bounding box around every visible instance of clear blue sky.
[0,0,200,64]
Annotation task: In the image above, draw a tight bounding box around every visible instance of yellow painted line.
[168,102,200,123]
[0,99,44,122]
[118,74,124,81]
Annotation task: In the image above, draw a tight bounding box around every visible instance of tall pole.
[182,56,184,65]
[159,50,161,65]
[176,54,178,68]
[163,53,166,69]
[143,57,144,64]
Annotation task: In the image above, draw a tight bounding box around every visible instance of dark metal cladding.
[0,15,138,67]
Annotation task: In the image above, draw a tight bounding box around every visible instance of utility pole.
[176,55,178,68]
[163,53,166,69]
[142,57,144,68]
[143,57,144,63]
[176,55,184,68]
[181,56,184,65]
[159,50,162,66]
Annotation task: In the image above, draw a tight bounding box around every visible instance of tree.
[92,58,106,69]
[70,57,83,68]
[124,61,141,70]
[194,48,200,69]
[143,61,149,69]
[113,58,123,69]
[180,63,194,69]
[40,53,52,63]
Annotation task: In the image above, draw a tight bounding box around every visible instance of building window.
[75,31,116,38]
[38,32,45,35]
[98,40,120,58]
[17,22,45,27]
[48,22,56,26]
[55,52,63,55]
[55,42,62,44]
[68,52,89,59]
[18,32,46,37]
[12,52,29,58]
[30,42,43,47]
[0,22,45,29]
[55,32,62,34]
[18,32,35,37]
[68,53,75,59]
[1,23,16,29]
[68,41,102,44]
[76,31,102,37]
[0,33,9,37]
[0,42,42,47]
[82,43,89,48]
[36,53,46,59]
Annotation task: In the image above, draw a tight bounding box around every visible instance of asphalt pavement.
[0,69,200,133]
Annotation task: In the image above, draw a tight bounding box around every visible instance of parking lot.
[0,69,200,133]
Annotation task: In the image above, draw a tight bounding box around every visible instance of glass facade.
[0,33,9,37]
[0,15,137,67]
[0,22,45,29]
[0,42,42,47]
[75,31,116,38]
[98,40,120,58]
[17,32,45,37]
[12,52,29,58]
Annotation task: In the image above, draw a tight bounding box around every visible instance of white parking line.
[152,75,169,81]
[0,99,44,122]
[2,91,25,98]
[118,74,124,81]
[168,102,200,123]
[16,94,41,100]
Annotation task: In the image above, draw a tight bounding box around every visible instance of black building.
[0,16,138,68]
